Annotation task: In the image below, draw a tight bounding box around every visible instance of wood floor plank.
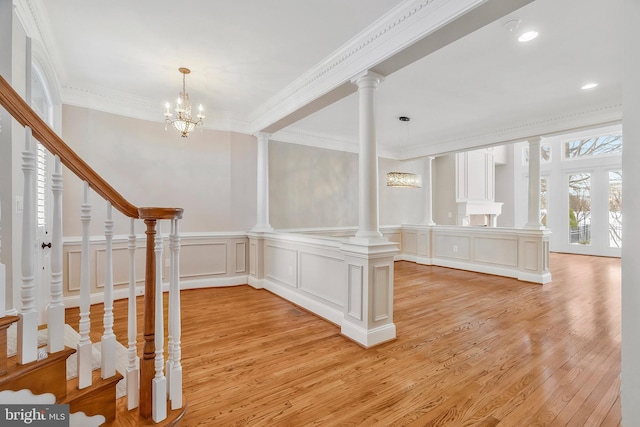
[65,252,621,426]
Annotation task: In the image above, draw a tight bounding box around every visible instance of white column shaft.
[254,132,272,231]
[526,138,543,229]
[424,156,435,225]
[353,71,384,240]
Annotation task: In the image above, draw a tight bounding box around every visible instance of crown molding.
[60,84,252,134]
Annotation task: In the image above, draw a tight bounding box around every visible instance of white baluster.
[47,155,64,353]
[17,126,38,364]
[101,202,116,378]
[78,182,93,389]
[152,222,167,422]
[127,218,139,409]
[168,218,182,409]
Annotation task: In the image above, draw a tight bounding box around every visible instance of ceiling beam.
[249,0,535,135]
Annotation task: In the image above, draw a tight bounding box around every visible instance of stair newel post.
[47,155,65,353]
[78,181,93,389]
[17,126,38,364]
[101,201,116,378]
[126,217,139,409]
[139,207,182,420]
[140,217,157,419]
[0,194,5,318]
[153,221,167,422]
[169,218,183,409]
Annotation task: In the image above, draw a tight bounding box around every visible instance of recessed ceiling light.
[581,82,599,90]
[518,31,539,42]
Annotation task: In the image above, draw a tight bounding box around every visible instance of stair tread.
[0,315,20,329]
[1,346,76,386]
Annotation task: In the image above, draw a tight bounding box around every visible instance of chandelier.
[387,172,422,188]
[164,67,205,137]
[386,116,422,188]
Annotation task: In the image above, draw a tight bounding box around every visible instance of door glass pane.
[569,173,591,245]
[609,170,622,248]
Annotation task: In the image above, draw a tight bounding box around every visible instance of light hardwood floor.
[66,252,621,426]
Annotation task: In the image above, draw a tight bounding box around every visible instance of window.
[31,65,53,229]
[563,134,622,160]
[541,177,548,227]
[609,170,622,248]
[522,143,551,166]
[569,173,591,245]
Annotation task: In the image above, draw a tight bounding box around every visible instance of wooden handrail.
[0,75,138,218]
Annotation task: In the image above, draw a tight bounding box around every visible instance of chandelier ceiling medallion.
[164,67,205,138]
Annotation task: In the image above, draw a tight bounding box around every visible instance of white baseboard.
[247,276,264,289]
[431,257,519,280]
[180,276,248,290]
[262,278,343,326]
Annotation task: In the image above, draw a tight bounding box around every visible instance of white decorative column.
[423,156,436,226]
[340,70,398,348]
[352,71,384,242]
[248,132,272,290]
[253,132,272,232]
[526,137,544,229]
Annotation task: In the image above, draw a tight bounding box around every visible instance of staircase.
[0,76,187,425]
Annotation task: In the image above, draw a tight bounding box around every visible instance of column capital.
[254,132,272,143]
[351,70,385,88]
[527,136,544,145]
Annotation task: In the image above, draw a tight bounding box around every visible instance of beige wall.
[269,141,425,229]
[61,105,257,235]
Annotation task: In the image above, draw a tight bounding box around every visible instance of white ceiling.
[28,0,622,159]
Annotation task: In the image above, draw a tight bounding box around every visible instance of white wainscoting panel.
[474,236,518,267]
[66,250,82,292]
[250,241,257,276]
[347,264,363,321]
[433,234,470,260]
[96,246,146,288]
[235,242,247,273]
[373,265,390,322]
[180,242,227,278]
[522,240,539,271]
[299,251,344,307]
[265,244,298,288]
